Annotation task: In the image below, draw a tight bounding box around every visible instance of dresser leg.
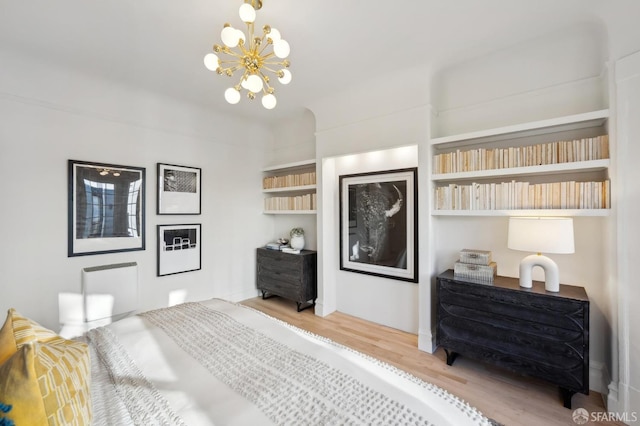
[444,349,458,366]
[261,290,276,300]
[296,300,315,312]
[560,388,575,409]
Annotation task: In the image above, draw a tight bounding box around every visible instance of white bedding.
[85,299,492,426]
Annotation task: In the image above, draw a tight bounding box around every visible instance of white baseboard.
[313,300,338,317]
[607,381,620,413]
[314,301,327,317]
[631,385,640,423]
[605,381,640,425]
[590,360,611,396]
[418,329,434,353]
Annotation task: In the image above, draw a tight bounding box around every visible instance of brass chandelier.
[203,0,291,109]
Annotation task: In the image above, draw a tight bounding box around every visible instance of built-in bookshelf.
[430,109,611,216]
[432,135,608,174]
[262,159,317,214]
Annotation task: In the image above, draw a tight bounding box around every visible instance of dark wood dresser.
[436,269,589,408]
[256,248,317,311]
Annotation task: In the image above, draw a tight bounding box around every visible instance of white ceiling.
[0,1,634,124]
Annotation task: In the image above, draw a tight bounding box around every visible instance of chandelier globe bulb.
[262,93,277,109]
[221,26,239,47]
[203,53,219,71]
[236,29,246,44]
[224,87,241,104]
[267,27,281,43]
[273,39,290,58]
[241,74,264,93]
[239,4,256,23]
[278,69,292,84]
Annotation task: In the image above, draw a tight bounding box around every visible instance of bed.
[0,299,495,425]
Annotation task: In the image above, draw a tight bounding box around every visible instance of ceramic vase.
[290,235,305,250]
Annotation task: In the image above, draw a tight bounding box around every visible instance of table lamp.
[507,217,574,292]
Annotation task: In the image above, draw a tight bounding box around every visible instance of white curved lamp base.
[519,254,560,292]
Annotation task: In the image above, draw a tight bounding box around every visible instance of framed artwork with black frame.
[157,163,201,215]
[68,160,145,257]
[339,168,418,282]
[157,223,202,276]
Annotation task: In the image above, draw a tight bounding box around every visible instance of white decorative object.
[290,235,305,250]
[290,227,305,250]
[507,217,574,292]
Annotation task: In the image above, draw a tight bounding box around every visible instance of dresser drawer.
[438,302,586,352]
[257,250,303,273]
[438,278,586,332]
[437,317,586,391]
[438,309,585,367]
[257,263,302,290]
[258,258,302,278]
[257,274,302,300]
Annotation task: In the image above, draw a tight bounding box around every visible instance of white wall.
[266,109,318,251]
[311,65,431,337]
[610,49,640,419]
[268,109,316,166]
[0,49,273,331]
[331,147,420,333]
[431,22,608,135]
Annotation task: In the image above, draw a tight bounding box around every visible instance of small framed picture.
[157,224,202,276]
[339,168,418,282]
[157,163,201,215]
[68,160,145,257]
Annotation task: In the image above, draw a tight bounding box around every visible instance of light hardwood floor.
[241,296,625,426]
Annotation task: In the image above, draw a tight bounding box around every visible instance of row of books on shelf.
[264,193,317,211]
[432,135,609,174]
[263,171,316,189]
[434,180,610,210]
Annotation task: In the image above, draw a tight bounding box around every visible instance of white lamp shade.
[238,3,256,23]
[268,28,281,43]
[262,93,277,109]
[241,74,263,93]
[236,29,246,44]
[203,53,219,71]
[508,217,575,254]
[221,26,239,47]
[273,39,290,58]
[278,69,292,84]
[224,87,241,104]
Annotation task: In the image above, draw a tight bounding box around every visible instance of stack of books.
[281,247,300,254]
[264,243,300,254]
[265,242,287,251]
[453,249,497,282]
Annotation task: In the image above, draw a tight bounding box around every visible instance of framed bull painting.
[339,168,418,282]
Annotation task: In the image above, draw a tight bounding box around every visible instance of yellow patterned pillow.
[0,338,92,425]
[0,308,59,365]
